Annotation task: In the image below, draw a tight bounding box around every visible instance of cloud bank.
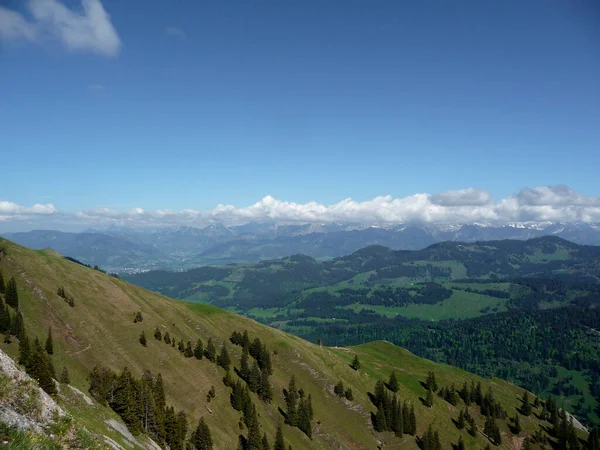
[2,186,600,230]
[0,0,120,56]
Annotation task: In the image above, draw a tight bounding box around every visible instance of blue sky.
[1,0,599,229]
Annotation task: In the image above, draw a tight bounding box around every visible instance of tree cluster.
[56,285,75,307]
[419,424,441,450]
[283,376,313,438]
[371,380,416,436]
[333,380,353,401]
[89,366,212,449]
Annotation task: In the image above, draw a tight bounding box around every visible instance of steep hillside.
[0,238,593,449]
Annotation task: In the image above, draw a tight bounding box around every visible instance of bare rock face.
[0,348,65,432]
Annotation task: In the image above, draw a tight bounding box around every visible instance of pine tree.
[5,277,19,309]
[259,368,273,403]
[45,327,53,354]
[457,409,466,429]
[0,270,5,294]
[0,298,10,332]
[139,331,147,347]
[18,331,30,367]
[194,338,204,359]
[425,371,438,392]
[11,310,24,339]
[246,404,262,449]
[154,327,162,341]
[297,398,312,438]
[521,391,532,416]
[191,417,213,450]
[112,367,143,434]
[60,367,70,384]
[274,425,285,450]
[29,338,57,396]
[163,331,171,344]
[284,376,299,426]
[388,370,399,392]
[522,437,532,450]
[178,339,185,353]
[425,388,434,407]
[513,412,521,434]
[185,340,194,357]
[344,388,354,401]
[586,429,600,450]
[205,338,216,362]
[374,403,387,432]
[457,436,465,450]
[223,370,233,388]
[350,355,360,371]
[408,404,417,435]
[391,396,403,436]
[154,373,166,412]
[261,433,270,450]
[334,380,345,397]
[249,361,261,393]
[218,343,231,370]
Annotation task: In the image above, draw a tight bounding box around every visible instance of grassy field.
[344,289,508,321]
[0,238,582,449]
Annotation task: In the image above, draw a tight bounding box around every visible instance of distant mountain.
[4,221,600,271]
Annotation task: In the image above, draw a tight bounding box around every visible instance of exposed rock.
[105,418,142,448]
[69,385,95,406]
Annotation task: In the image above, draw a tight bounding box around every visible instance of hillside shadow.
[415,436,424,449]
[278,407,288,422]
[451,418,462,430]
[367,392,377,406]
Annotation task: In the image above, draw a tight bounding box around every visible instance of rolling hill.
[0,237,591,449]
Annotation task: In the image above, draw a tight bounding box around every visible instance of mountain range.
[4,221,600,272]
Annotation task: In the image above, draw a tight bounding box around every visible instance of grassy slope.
[0,238,563,449]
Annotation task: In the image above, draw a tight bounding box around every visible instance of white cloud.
[165,26,185,40]
[0,201,57,215]
[0,0,120,56]
[87,83,105,90]
[2,186,600,229]
[431,188,491,207]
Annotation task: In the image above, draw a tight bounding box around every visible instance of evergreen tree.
[153,327,162,341]
[284,376,299,426]
[45,327,53,355]
[29,337,57,396]
[457,409,466,429]
[185,340,194,357]
[0,299,10,332]
[261,433,270,450]
[246,404,262,449]
[163,331,171,345]
[249,361,261,393]
[334,380,345,397]
[18,331,30,367]
[408,404,417,435]
[60,367,70,384]
[178,339,185,353]
[259,368,273,403]
[112,367,143,434]
[533,396,540,408]
[390,396,403,436]
[388,370,399,392]
[513,412,521,434]
[223,370,234,388]
[457,436,465,450]
[5,277,18,309]
[240,344,250,379]
[218,343,231,370]
[350,354,360,371]
[194,338,204,359]
[154,373,166,412]
[522,437,532,450]
[139,331,147,347]
[425,371,438,392]
[344,388,353,401]
[11,310,24,339]
[297,398,312,439]
[274,425,285,450]
[521,391,532,416]
[586,429,600,450]
[191,417,213,450]
[0,270,4,293]
[460,381,471,406]
[425,388,434,407]
[374,403,387,432]
[205,338,216,362]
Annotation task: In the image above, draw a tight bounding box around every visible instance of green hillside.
[0,237,594,449]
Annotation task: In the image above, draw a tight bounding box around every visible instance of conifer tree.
[457,436,465,450]
[425,371,438,392]
[259,368,273,403]
[297,398,312,439]
[163,331,171,344]
[191,417,213,450]
[586,429,600,450]
[139,331,147,347]
[513,412,521,434]
[154,373,166,412]
[408,404,417,435]
[29,337,57,396]
[246,404,262,449]
[391,396,403,436]
[223,370,233,388]
[261,432,270,450]
[374,403,387,432]
[344,388,353,401]
[194,338,204,359]
[5,277,18,309]
[521,391,532,416]
[205,338,216,362]
[350,354,360,371]
[249,361,261,393]
[334,380,345,397]
[0,270,5,294]
[18,330,30,367]
[112,367,143,434]
[60,367,70,384]
[460,381,471,406]
[0,298,10,332]
[274,425,285,450]
[45,327,53,355]
[11,310,24,340]
[388,370,399,392]
[457,409,466,429]
[425,388,434,407]
[178,339,185,353]
[218,343,231,370]
[284,376,298,426]
[154,327,162,341]
[185,340,194,357]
